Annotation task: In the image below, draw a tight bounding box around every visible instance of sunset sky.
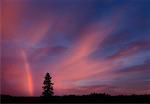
[1,0,150,96]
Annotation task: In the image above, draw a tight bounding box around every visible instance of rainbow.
[21,50,33,96]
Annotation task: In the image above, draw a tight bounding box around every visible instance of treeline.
[1,93,150,103]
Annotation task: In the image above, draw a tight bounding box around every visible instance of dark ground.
[1,94,150,103]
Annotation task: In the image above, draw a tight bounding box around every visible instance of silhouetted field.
[1,94,150,103]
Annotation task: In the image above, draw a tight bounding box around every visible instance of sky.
[1,0,150,96]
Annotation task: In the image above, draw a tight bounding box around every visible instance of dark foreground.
[1,94,150,103]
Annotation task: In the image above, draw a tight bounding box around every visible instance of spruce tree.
[42,72,54,97]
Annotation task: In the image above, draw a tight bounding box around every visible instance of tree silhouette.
[42,72,54,97]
